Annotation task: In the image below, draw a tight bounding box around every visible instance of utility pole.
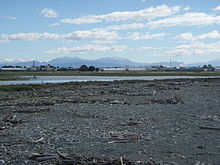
[170,59,171,68]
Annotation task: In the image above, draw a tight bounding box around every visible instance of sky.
[1,0,220,64]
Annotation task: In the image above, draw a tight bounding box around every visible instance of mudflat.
[0,78,220,165]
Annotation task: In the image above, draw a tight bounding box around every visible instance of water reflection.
[0,76,219,85]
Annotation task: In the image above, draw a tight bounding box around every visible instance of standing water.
[0,76,219,85]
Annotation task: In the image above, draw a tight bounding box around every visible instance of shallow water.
[0,75,219,85]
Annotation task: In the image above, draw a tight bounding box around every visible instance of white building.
[214,67,220,72]
[0,68,28,72]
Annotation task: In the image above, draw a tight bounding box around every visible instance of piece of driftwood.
[29,153,59,162]
[56,150,68,159]
[120,157,123,165]
[35,155,58,162]
[162,161,178,165]
[108,140,131,144]
[2,114,13,122]
[193,152,220,155]
[199,126,220,131]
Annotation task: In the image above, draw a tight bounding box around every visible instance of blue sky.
[1,0,220,64]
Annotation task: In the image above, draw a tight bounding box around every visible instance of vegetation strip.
[1,71,220,78]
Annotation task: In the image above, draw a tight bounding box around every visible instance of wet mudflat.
[0,78,220,165]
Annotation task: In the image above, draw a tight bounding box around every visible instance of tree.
[88,66,95,71]
[79,65,89,71]
[208,64,215,71]
[203,64,215,71]
[207,64,213,68]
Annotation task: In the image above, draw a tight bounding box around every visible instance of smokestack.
[170,59,171,68]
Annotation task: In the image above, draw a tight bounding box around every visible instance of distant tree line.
[79,65,99,72]
[2,65,24,68]
[202,64,215,71]
[57,65,99,72]
[1,64,100,72]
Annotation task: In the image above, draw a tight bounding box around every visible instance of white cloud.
[0,15,16,20]
[91,40,116,44]
[41,8,59,18]
[66,30,120,40]
[196,30,220,40]
[104,23,146,31]
[62,17,102,24]
[97,12,220,31]
[1,33,61,41]
[45,44,127,54]
[136,46,154,51]
[175,30,220,41]
[213,6,220,11]
[147,12,220,28]
[0,30,120,42]
[183,6,191,11]
[49,23,60,26]
[127,32,165,40]
[98,11,220,31]
[61,5,181,24]
[174,32,193,41]
[164,41,220,56]
[136,46,166,51]
[1,30,166,44]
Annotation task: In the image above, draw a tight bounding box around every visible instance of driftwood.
[120,157,123,165]
[56,150,68,159]
[162,161,178,165]
[28,152,164,165]
[108,140,131,144]
[35,155,58,162]
[0,114,23,131]
[1,114,13,122]
[55,156,161,165]
[199,126,220,131]
[28,153,58,162]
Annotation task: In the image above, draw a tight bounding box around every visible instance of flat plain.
[0,78,220,165]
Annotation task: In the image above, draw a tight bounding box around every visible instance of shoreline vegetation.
[0,75,29,81]
[0,71,220,81]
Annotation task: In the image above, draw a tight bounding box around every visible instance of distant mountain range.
[0,57,219,67]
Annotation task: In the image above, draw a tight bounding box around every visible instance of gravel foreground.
[0,78,220,165]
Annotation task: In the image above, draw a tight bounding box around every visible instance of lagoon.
[0,75,219,85]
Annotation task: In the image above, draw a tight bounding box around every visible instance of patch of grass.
[0,84,34,92]
[0,76,28,81]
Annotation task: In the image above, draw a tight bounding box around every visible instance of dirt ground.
[0,78,220,165]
